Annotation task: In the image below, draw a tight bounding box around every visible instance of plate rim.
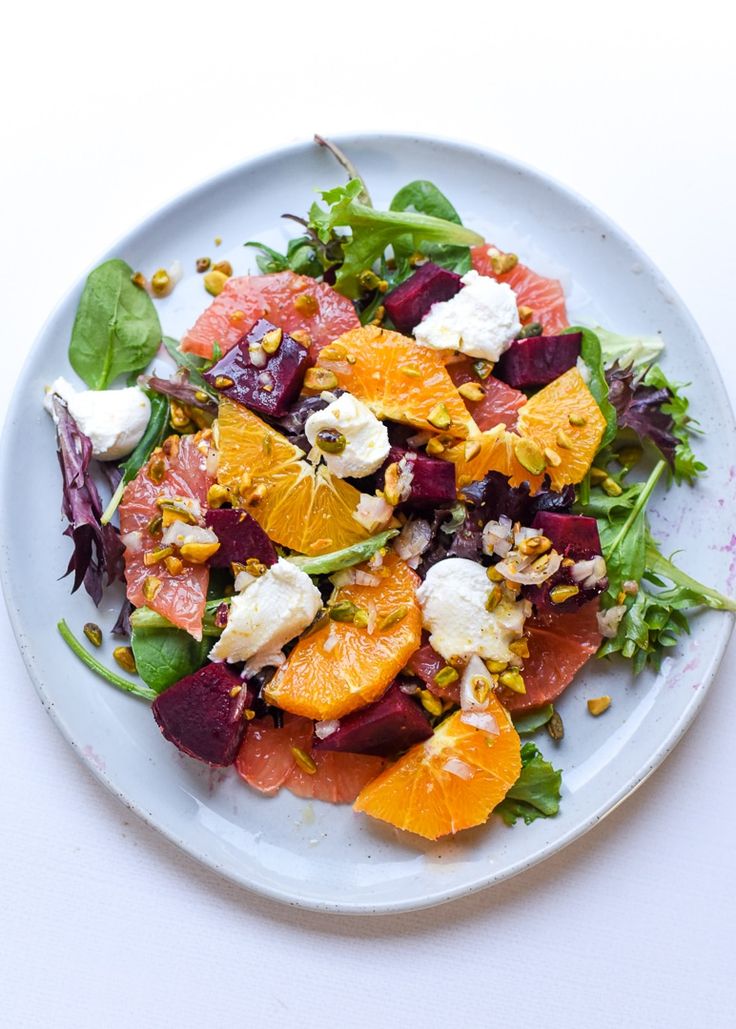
[1,131,734,915]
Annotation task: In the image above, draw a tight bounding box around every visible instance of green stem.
[58,620,156,701]
[101,477,126,526]
[605,460,666,561]
[314,135,372,206]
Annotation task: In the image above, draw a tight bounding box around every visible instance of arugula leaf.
[69,259,161,389]
[512,705,554,735]
[566,326,617,449]
[594,325,665,370]
[495,743,562,826]
[58,620,156,701]
[287,530,398,576]
[101,391,170,524]
[308,179,482,298]
[131,625,209,694]
[389,180,472,280]
[645,536,736,612]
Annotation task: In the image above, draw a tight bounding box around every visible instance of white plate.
[2,134,735,914]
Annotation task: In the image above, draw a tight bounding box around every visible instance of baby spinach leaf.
[130,599,229,637]
[69,258,161,389]
[131,625,209,694]
[389,180,472,280]
[512,705,554,735]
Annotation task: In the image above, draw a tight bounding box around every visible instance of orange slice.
[314,324,478,439]
[236,712,386,803]
[264,552,422,721]
[444,367,606,493]
[216,397,376,556]
[354,698,522,840]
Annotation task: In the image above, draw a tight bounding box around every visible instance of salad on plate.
[46,137,735,841]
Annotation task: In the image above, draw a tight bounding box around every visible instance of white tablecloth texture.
[1,3,734,1026]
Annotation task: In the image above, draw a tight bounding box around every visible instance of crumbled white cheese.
[209,558,322,672]
[414,270,521,361]
[416,557,528,664]
[44,376,150,461]
[304,391,390,478]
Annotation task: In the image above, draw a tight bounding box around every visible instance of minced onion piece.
[234,570,257,593]
[460,710,499,734]
[314,719,339,740]
[353,570,381,587]
[496,548,563,585]
[459,655,492,713]
[597,604,627,638]
[399,680,420,695]
[205,445,219,477]
[442,757,474,780]
[162,520,218,548]
[249,343,267,368]
[396,456,415,502]
[571,555,607,589]
[323,623,339,653]
[394,518,432,567]
[482,515,513,558]
[354,494,393,532]
[120,530,144,553]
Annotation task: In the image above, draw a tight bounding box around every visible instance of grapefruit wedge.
[180,270,360,361]
[120,433,214,639]
[471,245,569,334]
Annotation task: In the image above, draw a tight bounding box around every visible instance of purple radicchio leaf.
[111,597,133,637]
[139,370,218,415]
[605,362,678,467]
[53,396,124,605]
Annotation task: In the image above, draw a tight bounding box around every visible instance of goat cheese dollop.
[304,391,390,479]
[209,558,322,672]
[414,270,521,361]
[416,557,528,664]
[44,376,151,461]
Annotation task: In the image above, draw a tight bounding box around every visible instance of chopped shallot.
[482,515,513,558]
[442,757,474,780]
[314,719,339,740]
[354,494,394,532]
[597,604,627,638]
[394,518,432,568]
[460,710,499,735]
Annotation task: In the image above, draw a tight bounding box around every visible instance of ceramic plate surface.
[2,134,735,914]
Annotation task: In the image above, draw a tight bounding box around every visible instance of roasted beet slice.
[152,664,254,766]
[203,318,310,417]
[532,511,602,557]
[383,262,462,335]
[529,511,606,612]
[494,332,582,388]
[378,446,457,508]
[313,682,432,757]
[403,641,460,703]
[205,508,278,568]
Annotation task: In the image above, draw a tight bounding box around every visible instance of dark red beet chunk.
[378,446,456,508]
[205,508,278,568]
[529,511,606,612]
[203,318,310,417]
[152,664,254,766]
[313,682,432,757]
[494,333,582,389]
[383,262,462,335]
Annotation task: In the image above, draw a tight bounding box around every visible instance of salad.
[47,137,735,841]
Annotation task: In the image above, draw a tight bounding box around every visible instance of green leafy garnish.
[57,619,156,701]
[244,237,322,278]
[162,336,218,397]
[594,325,665,370]
[388,180,472,282]
[642,364,706,483]
[512,705,554,735]
[131,625,209,694]
[308,179,482,298]
[495,743,562,826]
[101,391,170,524]
[567,326,617,449]
[69,259,161,390]
[287,530,398,576]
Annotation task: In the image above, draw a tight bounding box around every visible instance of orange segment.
[354,698,521,840]
[264,552,422,721]
[314,325,478,439]
[471,244,569,334]
[444,368,606,493]
[235,713,386,803]
[180,270,360,361]
[216,398,376,555]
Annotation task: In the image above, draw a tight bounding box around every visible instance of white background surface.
[2,2,735,1026]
